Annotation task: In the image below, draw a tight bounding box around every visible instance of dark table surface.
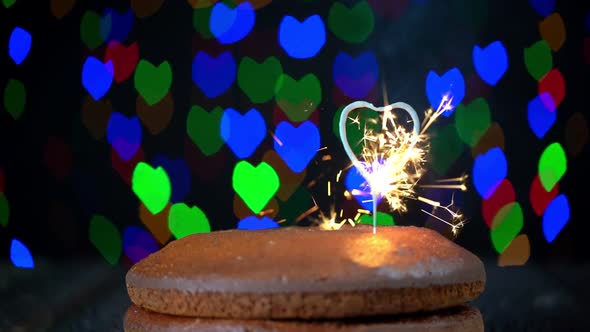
[1,259,589,332]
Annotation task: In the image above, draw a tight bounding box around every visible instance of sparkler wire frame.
[338,101,421,234]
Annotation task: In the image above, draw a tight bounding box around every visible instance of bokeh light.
[0,192,10,227]
[51,0,76,19]
[10,239,34,269]
[472,41,508,86]
[328,1,374,43]
[425,68,465,117]
[220,108,266,158]
[193,51,236,98]
[482,179,515,228]
[539,13,566,52]
[273,121,320,173]
[4,78,26,120]
[0,0,586,272]
[232,161,279,214]
[82,57,114,100]
[333,51,379,99]
[529,0,554,17]
[107,113,142,161]
[528,93,556,139]
[454,98,491,147]
[187,105,225,156]
[275,73,322,122]
[279,15,326,59]
[8,27,32,65]
[168,203,211,239]
[104,41,139,83]
[238,216,279,230]
[134,60,172,106]
[538,142,567,192]
[123,226,159,263]
[131,162,172,215]
[524,40,552,81]
[210,1,255,44]
[542,194,570,243]
[473,147,507,199]
[238,56,283,103]
[490,202,523,254]
[89,215,122,265]
[530,175,559,217]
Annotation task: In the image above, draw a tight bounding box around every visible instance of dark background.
[1,0,588,261]
[1,0,590,330]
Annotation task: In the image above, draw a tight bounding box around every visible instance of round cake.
[124,304,484,332]
[126,225,485,319]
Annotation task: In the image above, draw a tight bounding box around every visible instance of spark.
[436,174,469,183]
[339,92,467,236]
[270,131,283,146]
[295,205,319,223]
[315,209,355,230]
[419,184,467,191]
[348,115,361,129]
[258,208,275,217]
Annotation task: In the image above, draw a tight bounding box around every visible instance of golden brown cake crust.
[126,226,486,318]
[124,304,484,332]
[127,281,484,319]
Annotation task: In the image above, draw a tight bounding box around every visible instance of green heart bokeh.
[232,161,280,214]
[490,202,523,254]
[187,105,225,156]
[80,11,104,50]
[429,123,465,176]
[454,98,492,147]
[4,79,26,120]
[132,162,172,215]
[168,203,211,239]
[89,215,122,265]
[275,73,322,122]
[524,40,552,81]
[134,60,173,106]
[328,1,374,43]
[238,56,283,104]
[538,142,567,192]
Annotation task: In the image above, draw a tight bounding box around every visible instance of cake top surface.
[126,225,485,293]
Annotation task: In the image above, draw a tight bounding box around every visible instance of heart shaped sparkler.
[337,95,468,236]
[339,101,421,234]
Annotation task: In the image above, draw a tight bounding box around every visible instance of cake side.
[123,304,484,332]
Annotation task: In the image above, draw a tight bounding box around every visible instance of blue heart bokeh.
[220,108,266,159]
[473,41,508,86]
[425,68,465,117]
[274,121,320,173]
[192,51,236,98]
[210,1,255,44]
[82,57,113,101]
[472,147,507,199]
[100,8,133,43]
[333,50,379,99]
[279,15,326,59]
[237,216,279,230]
[106,113,142,161]
[152,155,192,204]
[528,93,556,139]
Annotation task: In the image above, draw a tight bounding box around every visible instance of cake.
[125,225,486,331]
